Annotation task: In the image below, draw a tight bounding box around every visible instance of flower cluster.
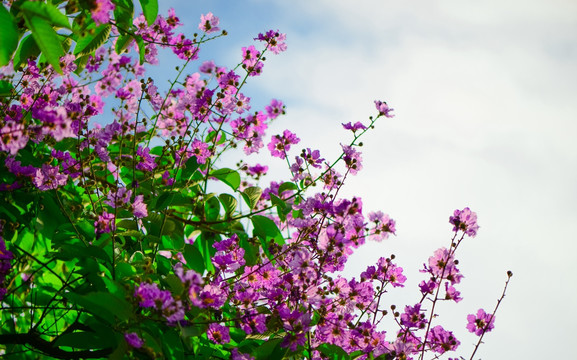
[0,4,509,360]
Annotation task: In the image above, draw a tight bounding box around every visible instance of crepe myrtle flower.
[268,130,300,159]
[199,12,220,34]
[467,308,495,336]
[131,195,148,218]
[207,323,230,344]
[368,211,396,241]
[426,325,460,353]
[341,144,363,175]
[342,121,367,132]
[375,100,395,118]
[94,211,115,237]
[265,99,285,119]
[124,332,143,348]
[33,164,68,191]
[400,304,427,329]
[449,207,479,237]
[91,0,115,26]
[255,30,287,54]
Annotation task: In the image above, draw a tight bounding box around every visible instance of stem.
[469,272,512,360]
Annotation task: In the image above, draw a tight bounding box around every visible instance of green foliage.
[0,5,19,66]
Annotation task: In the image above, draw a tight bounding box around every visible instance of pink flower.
[268,130,300,159]
[199,13,220,34]
[449,207,479,237]
[131,195,148,218]
[374,100,394,118]
[91,0,115,26]
[255,30,287,54]
[265,99,285,119]
[33,164,68,191]
[467,309,495,336]
[124,332,143,348]
[426,325,460,353]
[341,144,363,175]
[207,323,230,344]
[104,187,132,208]
[342,121,367,132]
[95,211,115,236]
[400,304,427,329]
[368,211,396,241]
[241,45,260,68]
[0,121,28,155]
[189,139,211,164]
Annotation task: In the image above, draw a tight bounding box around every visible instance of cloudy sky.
[152,1,577,358]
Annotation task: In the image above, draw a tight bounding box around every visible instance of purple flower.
[207,323,230,344]
[423,247,463,284]
[268,130,300,159]
[91,0,115,26]
[444,283,463,302]
[33,164,68,191]
[467,309,495,336]
[94,211,115,237]
[241,45,260,68]
[189,139,211,164]
[255,30,287,54]
[426,325,460,353]
[374,100,395,118]
[131,195,148,218]
[124,332,143,348]
[400,304,427,329]
[341,144,363,175]
[368,211,396,241]
[246,164,268,178]
[265,99,285,119]
[104,187,132,208]
[199,13,220,34]
[342,121,367,132]
[449,207,479,237]
[136,146,157,171]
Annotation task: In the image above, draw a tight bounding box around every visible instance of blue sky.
[151,1,577,358]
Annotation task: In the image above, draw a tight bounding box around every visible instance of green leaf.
[112,0,134,34]
[22,12,65,73]
[20,1,72,30]
[204,195,221,221]
[0,5,19,66]
[254,338,283,360]
[278,181,298,195]
[135,34,146,64]
[270,193,292,222]
[0,80,13,97]
[180,155,199,180]
[251,215,284,246]
[316,344,351,360]
[74,23,111,56]
[194,232,218,273]
[139,0,158,26]
[12,34,40,69]
[239,234,258,266]
[218,193,237,218]
[241,186,262,210]
[210,168,241,191]
[115,34,133,54]
[183,244,205,274]
[63,291,134,324]
[74,53,90,74]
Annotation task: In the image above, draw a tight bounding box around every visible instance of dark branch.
[0,331,113,359]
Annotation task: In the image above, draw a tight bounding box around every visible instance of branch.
[0,331,113,359]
